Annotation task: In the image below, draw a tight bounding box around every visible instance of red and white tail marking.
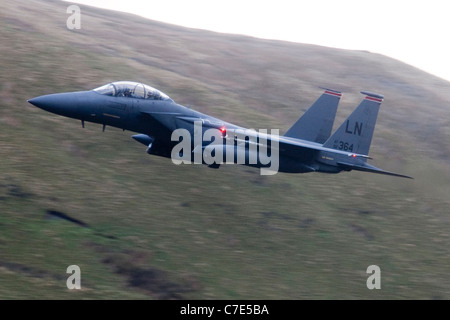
[365,95,383,103]
[325,90,342,97]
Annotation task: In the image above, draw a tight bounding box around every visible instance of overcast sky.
[65,0,450,82]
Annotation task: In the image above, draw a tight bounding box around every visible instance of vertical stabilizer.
[284,88,341,143]
[323,91,383,156]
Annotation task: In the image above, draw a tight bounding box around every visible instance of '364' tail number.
[333,140,354,152]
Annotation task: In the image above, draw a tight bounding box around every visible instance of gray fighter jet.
[28,81,412,178]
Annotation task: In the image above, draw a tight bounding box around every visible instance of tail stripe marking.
[365,96,383,103]
[325,91,342,97]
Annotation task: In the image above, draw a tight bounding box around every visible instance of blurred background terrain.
[0,0,449,299]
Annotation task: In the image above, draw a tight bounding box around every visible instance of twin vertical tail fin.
[323,91,383,156]
[284,88,341,143]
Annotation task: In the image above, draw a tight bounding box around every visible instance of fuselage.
[28,81,412,178]
[28,88,320,173]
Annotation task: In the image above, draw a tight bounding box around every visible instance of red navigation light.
[220,126,226,137]
[352,154,357,158]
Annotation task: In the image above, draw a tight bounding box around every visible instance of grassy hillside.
[1,0,449,299]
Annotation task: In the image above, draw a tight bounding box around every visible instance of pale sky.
[65,0,450,82]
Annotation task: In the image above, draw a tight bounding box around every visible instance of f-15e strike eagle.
[28,81,411,178]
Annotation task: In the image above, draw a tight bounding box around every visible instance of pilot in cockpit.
[123,89,132,97]
[146,91,155,99]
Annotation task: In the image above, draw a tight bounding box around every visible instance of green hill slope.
[1,0,449,299]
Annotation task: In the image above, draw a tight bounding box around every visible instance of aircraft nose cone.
[28,96,49,109]
[28,93,67,113]
[28,92,88,118]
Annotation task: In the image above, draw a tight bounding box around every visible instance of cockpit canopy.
[93,81,173,101]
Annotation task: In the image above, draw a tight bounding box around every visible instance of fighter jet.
[28,81,412,178]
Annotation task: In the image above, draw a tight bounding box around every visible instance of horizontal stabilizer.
[337,161,413,179]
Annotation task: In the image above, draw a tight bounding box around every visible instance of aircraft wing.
[140,111,183,131]
[141,111,240,131]
[142,110,411,178]
[234,129,371,160]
